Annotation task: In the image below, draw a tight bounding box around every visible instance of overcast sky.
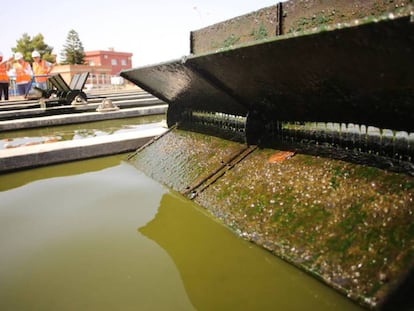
[1,0,279,67]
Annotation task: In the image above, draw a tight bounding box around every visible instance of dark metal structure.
[122,10,414,309]
[37,72,89,106]
[121,13,414,162]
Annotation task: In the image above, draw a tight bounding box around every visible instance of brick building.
[51,64,113,90]
[47,49,134,90]
[84,49,133,76]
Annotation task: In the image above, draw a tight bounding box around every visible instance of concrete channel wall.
[131,128,414,310]
[0,90,168,173]
[190,0,413,55]
[0,126,167,173]
[0,105,167,131]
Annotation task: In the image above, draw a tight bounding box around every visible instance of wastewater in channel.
[0,155,362,311]
[0,114,164,150]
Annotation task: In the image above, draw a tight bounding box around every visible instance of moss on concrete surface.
[194,146,414,308]
[190,0,413,54]
[131,129,414,309]
[131,130,245,193]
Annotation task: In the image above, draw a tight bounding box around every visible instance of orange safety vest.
[0,62,9,82]
[13,61,31,84]
[33,60,49,83]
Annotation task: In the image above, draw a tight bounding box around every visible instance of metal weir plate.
[121,13,414,147]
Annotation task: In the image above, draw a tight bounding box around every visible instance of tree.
[31,34,55,62]
[12,33,55,63]
[60,29,85,65]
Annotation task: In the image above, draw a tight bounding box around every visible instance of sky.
[1,0,279,67]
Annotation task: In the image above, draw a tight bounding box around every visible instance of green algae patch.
[130,129,246,193]
[130,130,414,309]
[194,148,414,308]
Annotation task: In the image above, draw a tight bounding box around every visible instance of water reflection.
[140,192,362,311]
[0,160,194,311]
[0,156,362,310]
[0,154,127,191]
[0,115,164,150]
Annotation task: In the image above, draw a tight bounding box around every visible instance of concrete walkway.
[0,127,167,173]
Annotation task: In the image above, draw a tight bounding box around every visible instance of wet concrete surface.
[130,129,414,309]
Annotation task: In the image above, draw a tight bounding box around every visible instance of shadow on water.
[139,191,363,311]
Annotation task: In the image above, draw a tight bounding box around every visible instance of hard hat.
[32,51,40,58]
[14,52,23,60]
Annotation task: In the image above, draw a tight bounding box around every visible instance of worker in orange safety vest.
[32,50,54,90]
[12,52,32,97]
[0,51,13,101]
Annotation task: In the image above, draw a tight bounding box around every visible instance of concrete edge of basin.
[0,105,168,131]
[0,127,167,173]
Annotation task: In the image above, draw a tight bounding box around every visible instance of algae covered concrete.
[195,146,414,308]
[131,129,247,193]
[130,129,414,309]
[190,0,413,54]
[282,0,413,33]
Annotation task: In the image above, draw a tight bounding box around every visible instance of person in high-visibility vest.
[32,50,54,90]
[12,52,32,96]
[0,51,13,101]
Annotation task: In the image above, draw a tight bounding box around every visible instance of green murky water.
[0,155,362,310]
